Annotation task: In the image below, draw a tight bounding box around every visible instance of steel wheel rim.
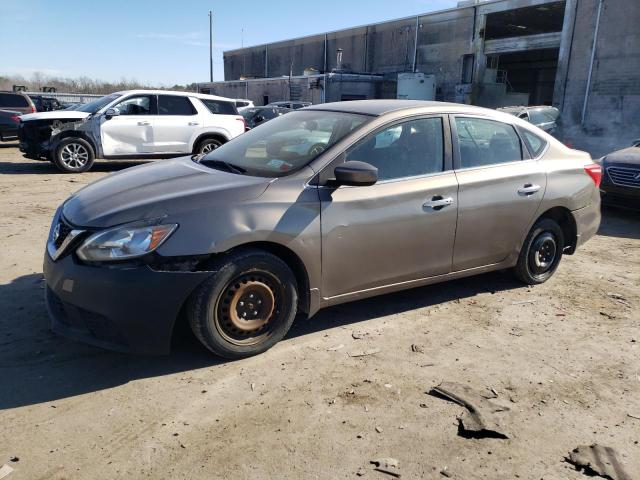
[216,272,282,346]
[60,143,89,169]
[529,232,557,275]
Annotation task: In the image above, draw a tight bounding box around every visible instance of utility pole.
[209,10,213,82]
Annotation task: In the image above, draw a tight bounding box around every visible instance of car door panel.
[319,115,458,299]
[100,95,156,156]
[153,95,199,153]
[320,174,458,298]
[451,115,546,271]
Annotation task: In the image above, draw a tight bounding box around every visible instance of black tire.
[186,249,298,359]
[195,137,223,155]
[514,218,564,285]
[53,137,95,173]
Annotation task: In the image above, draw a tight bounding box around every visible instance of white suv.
[19,90,246,172]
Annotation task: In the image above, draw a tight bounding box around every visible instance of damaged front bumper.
[43,248,214,355]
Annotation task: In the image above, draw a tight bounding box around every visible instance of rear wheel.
[53,138,95,173]
[187,249,298,359]
[195,138,223,155]
[514,218,564,285]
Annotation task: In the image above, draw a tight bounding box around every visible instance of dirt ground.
[0,143,638,480]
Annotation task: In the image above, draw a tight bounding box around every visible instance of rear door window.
[454,117,523,168]
[0,93,29,107]
[158,95,196,115]
[201,99,238,115]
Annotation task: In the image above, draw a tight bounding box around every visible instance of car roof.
[112,89,235,102]
[307,99,505,117]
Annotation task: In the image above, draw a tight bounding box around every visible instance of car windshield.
[199,110,370,177]
[75,93,122,113]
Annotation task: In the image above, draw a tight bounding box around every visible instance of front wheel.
[513,218,564,285]
[53,138,95,173]
[186,249,298,359]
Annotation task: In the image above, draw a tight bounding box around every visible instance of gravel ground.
[0,143,638,480]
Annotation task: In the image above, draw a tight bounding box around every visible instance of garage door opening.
[489,48,560,106]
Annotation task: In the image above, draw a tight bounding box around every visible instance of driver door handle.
[518,183,541,195]
[423,196,454,211]
[188,121,200,126]
[137,121,150,126]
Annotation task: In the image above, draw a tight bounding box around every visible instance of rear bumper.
[600,185,640,210]
[572,200,601,249]
[44,251,213,355]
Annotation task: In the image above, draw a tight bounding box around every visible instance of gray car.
[44,100,601,358]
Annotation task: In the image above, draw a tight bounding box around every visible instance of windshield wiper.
[199,158,247,175]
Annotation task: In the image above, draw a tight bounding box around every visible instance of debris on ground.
[566,444,632,480]
[326,344,345,351]
[352,331,369,340]
[429,382,510,438]
[356,466,367,476]
[348,349,380,357]
[411,344,425,353]
[627,413,640,420]
[0,464,13,479]
[370,457,400,478]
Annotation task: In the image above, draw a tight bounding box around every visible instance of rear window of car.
[236,101,250,107]
[0,93,29,107]
[158,95,196,115]
[520,129,547,157]
[200,99,238,115]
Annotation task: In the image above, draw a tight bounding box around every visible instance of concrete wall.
[555,0,640,154]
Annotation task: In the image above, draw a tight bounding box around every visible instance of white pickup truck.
[18,90,246,172]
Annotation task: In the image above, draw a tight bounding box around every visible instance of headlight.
[76,223,177,262]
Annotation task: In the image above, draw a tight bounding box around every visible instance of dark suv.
[29,95,64,112]
[0,91,36,114]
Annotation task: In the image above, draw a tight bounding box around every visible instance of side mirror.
[104,108,120,119]
[333,160,378,187]
[632,139,640,148]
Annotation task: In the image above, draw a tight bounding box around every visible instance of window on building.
[461,54,474,84]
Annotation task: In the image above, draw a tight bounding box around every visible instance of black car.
[0,109,21,142]
[240,106,290,129]
[267,101,311,110]
[29,95,64,112]
[599,143,640,209]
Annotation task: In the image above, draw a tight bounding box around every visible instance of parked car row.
[42,100,602,358]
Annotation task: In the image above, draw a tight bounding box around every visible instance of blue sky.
[0,0,459,86]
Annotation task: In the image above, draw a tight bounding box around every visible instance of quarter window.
[158,95,196,115]
[521,129,547,157]
[112,95,153,116]
[345,117,444,181]
[455,117,522,168]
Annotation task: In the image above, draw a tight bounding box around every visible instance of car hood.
[20,110,90,121]
[602,147,640,166]
[62,156,272,228]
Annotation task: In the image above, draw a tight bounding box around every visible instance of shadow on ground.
[598,206,640,240]
[0,268,521,410]
[0,159,148,174]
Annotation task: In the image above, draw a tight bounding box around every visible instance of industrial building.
[199,0,640,153]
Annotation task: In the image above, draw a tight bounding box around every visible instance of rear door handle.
[188,121,200,126]
[518,183,541,195]
[423,196,454,211]
[137,121,150,126]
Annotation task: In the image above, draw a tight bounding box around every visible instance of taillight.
[30,105,36,113]
[236,115,247,131]
[11,115,20,124]
[584,164,602,187]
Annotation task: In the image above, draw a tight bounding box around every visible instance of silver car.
[44,100,602,358]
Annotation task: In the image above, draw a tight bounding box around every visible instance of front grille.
[18,120,54,143]
[607,166,640,189]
